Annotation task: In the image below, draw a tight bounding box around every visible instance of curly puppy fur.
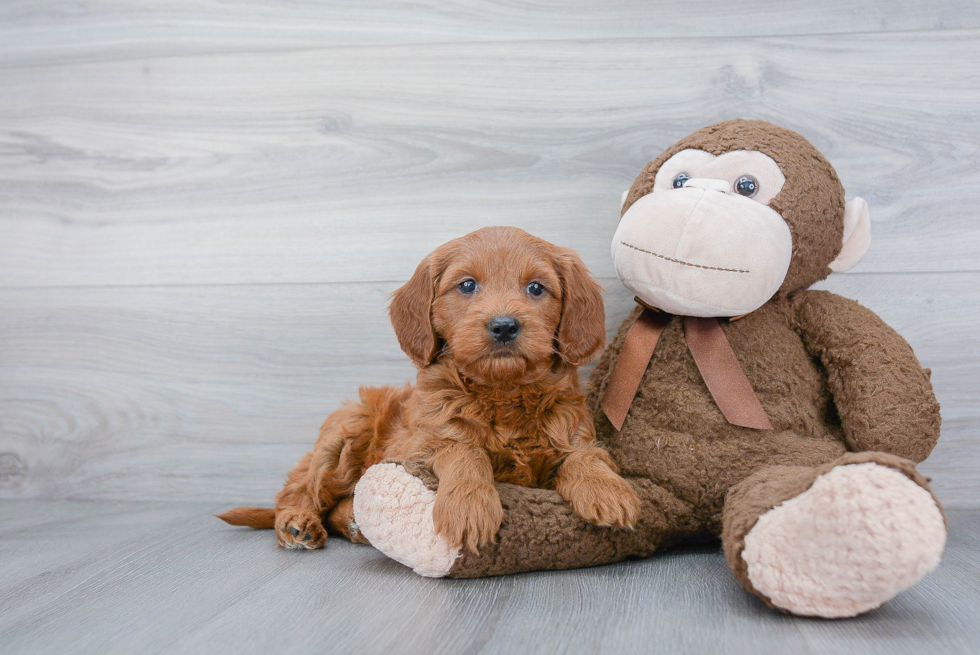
[217,226,640,552]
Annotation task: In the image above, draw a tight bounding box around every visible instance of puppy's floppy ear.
[389,255,439,367]
[553,246,606,366]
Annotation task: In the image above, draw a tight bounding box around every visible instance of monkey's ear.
[554,247,606,366]
[389,256,439,367]
[829,197,872,273]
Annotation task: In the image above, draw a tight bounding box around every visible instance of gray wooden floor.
[0,501,977,655]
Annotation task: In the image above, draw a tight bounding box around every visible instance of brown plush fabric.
[588,299,857,532]
[449,477,701,578]
[789,290,941,461]
[421,122,944,601]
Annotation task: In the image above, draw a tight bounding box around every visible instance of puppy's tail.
[215,507,276,529]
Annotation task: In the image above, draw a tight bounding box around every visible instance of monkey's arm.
[354,459,681,578]
[791,289,940,462]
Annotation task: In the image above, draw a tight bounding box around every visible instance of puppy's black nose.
[488,315,521,343]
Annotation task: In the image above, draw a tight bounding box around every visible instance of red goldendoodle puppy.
[217,226,640,552]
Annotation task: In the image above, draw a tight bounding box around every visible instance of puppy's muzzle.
[488,315,521,344]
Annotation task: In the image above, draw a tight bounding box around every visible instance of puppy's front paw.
[432,482,503,554]
[562,473,641,529]
[275,508,327,550]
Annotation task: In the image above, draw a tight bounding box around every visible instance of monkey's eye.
[734,175,759,198]
[526,282,545,297]
[672,172,691,189]
[458,279,477,294]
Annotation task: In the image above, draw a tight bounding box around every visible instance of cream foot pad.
[353,462,460,578]
[742,463,946,618]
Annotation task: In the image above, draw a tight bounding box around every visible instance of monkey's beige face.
[612,149,793,317]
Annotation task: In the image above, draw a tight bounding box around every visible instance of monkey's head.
[612,120,870,317]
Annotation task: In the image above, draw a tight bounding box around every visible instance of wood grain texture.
[1,273,976,506]
[1,31,980,288]
[1,0,979,68]
[0,2,977,512]
[0,500,978,655]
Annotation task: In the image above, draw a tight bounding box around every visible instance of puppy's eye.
[458,279,477,294]
[672,172,691,189]
[734,175,759,198]
[526,282,545,297]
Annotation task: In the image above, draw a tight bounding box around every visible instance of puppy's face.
[390,227,606,384]
[432,240,563,383]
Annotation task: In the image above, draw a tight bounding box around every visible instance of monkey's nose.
[488,315,521,343]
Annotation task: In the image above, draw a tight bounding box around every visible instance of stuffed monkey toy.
[352,120,946,618]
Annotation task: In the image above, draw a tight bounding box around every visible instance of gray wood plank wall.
[1,1,978,506]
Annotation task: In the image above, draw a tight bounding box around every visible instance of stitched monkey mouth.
[620,241,750,274]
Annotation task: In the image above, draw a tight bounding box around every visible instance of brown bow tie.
[601,306,774,432]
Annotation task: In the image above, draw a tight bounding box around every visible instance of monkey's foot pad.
[353,462,460,577]
[742,462,946,618]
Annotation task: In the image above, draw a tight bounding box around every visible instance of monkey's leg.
[352,460,693,578]
[722,452,946,618]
